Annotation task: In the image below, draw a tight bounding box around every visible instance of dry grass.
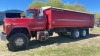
[0,25,100,56]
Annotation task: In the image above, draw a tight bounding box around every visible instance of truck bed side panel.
[45,8,94,29]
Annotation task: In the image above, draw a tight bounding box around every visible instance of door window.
[36,9,44,19]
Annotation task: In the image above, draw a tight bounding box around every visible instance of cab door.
[33,10,46,31]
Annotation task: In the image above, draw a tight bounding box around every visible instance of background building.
[0,10,23,24]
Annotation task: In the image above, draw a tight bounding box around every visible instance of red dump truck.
[1,6,94,51]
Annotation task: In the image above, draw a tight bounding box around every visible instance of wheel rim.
[83,30,86,36]
[15,38,24,47]
[75,31,80,38]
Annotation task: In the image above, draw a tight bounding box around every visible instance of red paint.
[3,7,94,35]
[45,8,94,29]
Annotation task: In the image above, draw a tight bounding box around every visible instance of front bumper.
[0,32,7,41]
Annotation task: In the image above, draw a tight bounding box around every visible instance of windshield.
[26,10,34,18]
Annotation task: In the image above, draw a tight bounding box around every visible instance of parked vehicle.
[1,6,94,51]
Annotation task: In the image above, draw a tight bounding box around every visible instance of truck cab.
[1,8,49,51]
[26,8,47,31]
[3,8,47,37]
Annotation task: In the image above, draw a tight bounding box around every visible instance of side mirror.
[21,16,26,18]
[39,13,43,17]
[39,9,44,16]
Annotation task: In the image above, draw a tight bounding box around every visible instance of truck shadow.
[27,33,100,50]
[7,33,100,52]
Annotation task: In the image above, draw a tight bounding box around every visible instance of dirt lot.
[0,25,100,56]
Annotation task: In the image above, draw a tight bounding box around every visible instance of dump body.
[1,7,95,51]
[44,7,94,29]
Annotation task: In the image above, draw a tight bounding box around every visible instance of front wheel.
[8,33,29,51]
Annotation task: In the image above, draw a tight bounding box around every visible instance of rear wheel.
[80,28,89,37]
[8,33,29,51]
[71,29,80,39]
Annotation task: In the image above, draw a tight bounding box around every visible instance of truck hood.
[4,18,31,26]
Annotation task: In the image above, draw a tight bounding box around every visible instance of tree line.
[29,0,87,12]
[21,0,100,22]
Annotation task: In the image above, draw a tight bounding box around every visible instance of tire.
[8,33,29,51]
[7,32,31,41]
[80,29,87,37]
[71,29,80,39]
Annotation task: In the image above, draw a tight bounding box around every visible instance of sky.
[0,0,100,13]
